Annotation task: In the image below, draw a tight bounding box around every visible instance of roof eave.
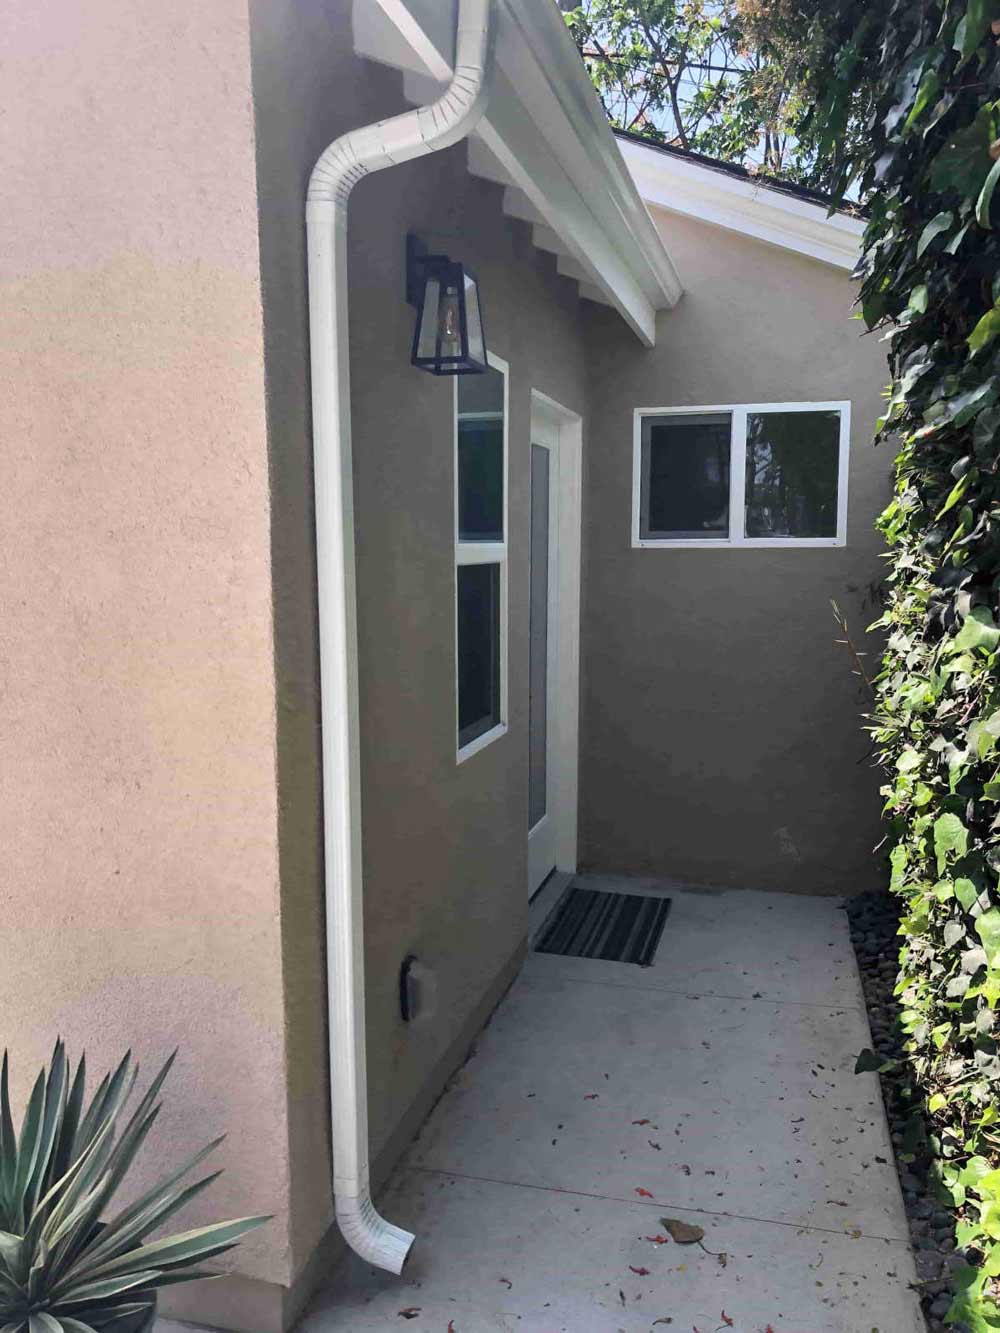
[618,135,865,273]
[356,0,683,346]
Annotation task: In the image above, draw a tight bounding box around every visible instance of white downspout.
[305,0,495,1276]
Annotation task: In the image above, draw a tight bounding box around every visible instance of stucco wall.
[0,0,293,1295]
[579,209,891,895]
[247,0,591,1300]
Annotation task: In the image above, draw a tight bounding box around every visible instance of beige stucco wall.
[0,0,294,1295]
[579,208,891,894]
[247,0,591,1306]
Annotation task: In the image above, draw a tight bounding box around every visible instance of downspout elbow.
[307,0,494,208]
[336,1193,415,1275]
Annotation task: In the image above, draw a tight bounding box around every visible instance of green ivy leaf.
[854,1048,898,1074]
[956,878,980,911]
[929,106,996,196]
[969,301,1000,352]
[976,909,1000,966]
[977,155,1000,228]
[917,209,954,256]
[945,920,967,947]
[961,1156,994,1188]
[952,607,1000,653]
[935,813,970,873]
[904,69,941,133]
[958,0,1000,62]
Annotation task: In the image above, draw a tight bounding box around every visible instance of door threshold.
[527,869,574,948]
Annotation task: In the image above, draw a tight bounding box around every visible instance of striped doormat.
[534,885,671,967]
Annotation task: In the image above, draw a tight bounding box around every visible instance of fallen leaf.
[720,1313,734,1329]
[629,1265,650,1276]
[646,1234,670,1244]
[633,1119,652,1126]
[636,1187,654,1198]
[659,1217,704,1245]
[397,1310,420,1321]
[717,1252,728,1268]
[584,1094,599,1100]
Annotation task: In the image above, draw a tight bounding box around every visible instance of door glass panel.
[457,366,505,541]
[457,562,501,748]
[640,412,731,539]
[744,410,840,538]
[528,445,550,830]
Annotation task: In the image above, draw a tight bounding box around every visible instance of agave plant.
[0,1042,268,1333]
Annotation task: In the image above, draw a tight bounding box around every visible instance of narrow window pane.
[640,413,731,539]
[458,562,501,748]
[457,365,504,541]
[745,410,841,538]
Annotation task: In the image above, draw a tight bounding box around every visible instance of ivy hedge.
[801,0,1000,1325]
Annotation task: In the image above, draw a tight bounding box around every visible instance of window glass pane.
[745,410,840,538]
[641,413,731,539]
[457,366,504,541]
[457,562,501,748]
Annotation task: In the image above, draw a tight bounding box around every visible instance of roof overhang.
[353,0,682,346]
[618,136,864,272]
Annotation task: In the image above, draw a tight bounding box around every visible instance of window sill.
[457,722,508,765]
[633,536,846,549]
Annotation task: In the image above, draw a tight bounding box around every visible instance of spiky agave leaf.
[0,1046,268,1328]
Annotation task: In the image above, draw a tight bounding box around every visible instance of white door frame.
[528,389,582,891]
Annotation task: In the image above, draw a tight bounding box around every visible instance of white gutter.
[305,0,495,1276]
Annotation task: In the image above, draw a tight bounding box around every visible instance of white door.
[527,412,561,896]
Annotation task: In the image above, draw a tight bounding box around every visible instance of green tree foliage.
[561,0,824,178]
[798,0,1000,1324]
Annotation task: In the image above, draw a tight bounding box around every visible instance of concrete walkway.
[300,877,923,1332]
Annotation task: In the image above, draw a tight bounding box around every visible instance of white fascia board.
[358,0,682,345]
[618,136,864,272]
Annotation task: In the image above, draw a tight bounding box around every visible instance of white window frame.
[455,351,509,763]
[631,400,851,549]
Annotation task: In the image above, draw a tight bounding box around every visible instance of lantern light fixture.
[406,234,487,375]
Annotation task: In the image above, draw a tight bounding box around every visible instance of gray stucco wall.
[248,0,590,1297]
[578,208,891,896]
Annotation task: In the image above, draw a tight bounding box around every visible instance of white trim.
[456,351,510,763]
[529,389,582,884]
[618,136,865,272]
[631,401,852,550]
[527,410,559,895]
[355,0,682,345]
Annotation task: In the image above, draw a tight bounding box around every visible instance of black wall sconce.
[406,234,487,375]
